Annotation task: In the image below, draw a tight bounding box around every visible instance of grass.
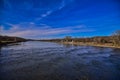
[61,42,120,49]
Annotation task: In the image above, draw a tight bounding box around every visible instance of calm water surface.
[0,41,120,80]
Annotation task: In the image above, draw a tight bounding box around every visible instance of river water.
[0,41,120,80]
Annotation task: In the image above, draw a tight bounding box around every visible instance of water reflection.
[113,48,120,54]
[63,44,73,48]
[0,46,2,55]
[0,41,120,80]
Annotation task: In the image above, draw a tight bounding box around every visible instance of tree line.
[0,35,27,43]
[40,30,120,46]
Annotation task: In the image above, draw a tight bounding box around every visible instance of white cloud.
[40,0,66,18]
[29,22,34,24]
[58,0,65,10]
[7,23,20,31]
[36,10,53,20]
[41,11,52,17]
[0,25,4,33]
[1,23,94,39]
[36,0,74,21]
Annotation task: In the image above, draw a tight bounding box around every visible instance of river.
[0,41,120,80]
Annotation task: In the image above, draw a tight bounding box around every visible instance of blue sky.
[0,0,120,39]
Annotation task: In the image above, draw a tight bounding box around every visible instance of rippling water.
[0,41,120,80]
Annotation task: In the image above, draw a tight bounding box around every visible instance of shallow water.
[0,41,120,80]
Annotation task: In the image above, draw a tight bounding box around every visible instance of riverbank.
[0,41,17,46]
[0,41,26,46]
[0,35,28,46]
[60,42,120,49]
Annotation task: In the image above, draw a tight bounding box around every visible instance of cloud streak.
[36,0,74,20]
[0,23,94,39]
[58,0,65,10]
[41,11,52,17]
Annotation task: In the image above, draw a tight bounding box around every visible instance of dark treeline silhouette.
[40,30,120,47]
[0,35,26,41]
[0,35,27,45]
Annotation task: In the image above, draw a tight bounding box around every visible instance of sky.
[0,0,120,39]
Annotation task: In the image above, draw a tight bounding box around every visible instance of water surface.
[0,41,120,80]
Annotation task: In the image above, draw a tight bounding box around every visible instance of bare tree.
[112,30,120,46]
[64,36,72,42]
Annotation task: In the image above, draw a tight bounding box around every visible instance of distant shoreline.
[0,41,16,45]
[60,42,120,49]
[1,41,120,49]
[0,41,26,46]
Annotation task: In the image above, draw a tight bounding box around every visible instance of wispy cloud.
[0,25,4,32]
[36,10,53,20]
[41,11,52,17]
[0,23,94,39]
[58,0,65,10]
[36,0,74,21]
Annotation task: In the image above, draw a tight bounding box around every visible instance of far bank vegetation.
[40,30,120,47]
